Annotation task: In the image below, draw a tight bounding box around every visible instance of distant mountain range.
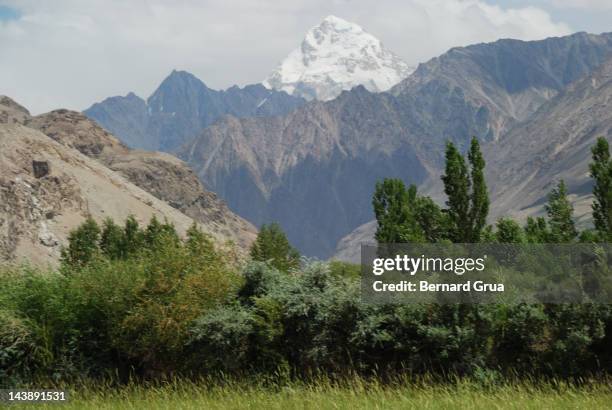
[84,16,414,153]
[83,17,612,259]
[263,15,413,101]
[183,31,612,258]
[84,71,305,152]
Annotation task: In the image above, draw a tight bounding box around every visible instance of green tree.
[372,179,424,243]
[442,138,489,242]
[144,216,164,247]
[61,216,101,267]
[414,196,448,242]
[524,216,549,243]
[545,180,577,243]
[442,142,470,242]
[495,218,524,243]
[100,218,125,259]
[144,216,179,250]
[590,137,612,240]
[468,137,489,242]
[124,215,144,256]
[250,223,300,272]
[186,222,216,264]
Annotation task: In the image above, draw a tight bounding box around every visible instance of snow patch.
[263,15,414,101]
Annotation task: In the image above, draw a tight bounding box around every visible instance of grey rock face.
[393,32,612,147]
[84,70,305,151]
[484,57,612,225]
[180,87,429,258]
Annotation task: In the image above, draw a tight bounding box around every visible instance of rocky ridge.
[84,71,305,152]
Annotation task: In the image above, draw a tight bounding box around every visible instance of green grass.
[12,378,612,410]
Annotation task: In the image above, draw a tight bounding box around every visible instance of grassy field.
[10,378,612,410]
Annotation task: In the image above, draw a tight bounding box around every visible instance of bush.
[3,218,612,383]
[0,218,241,382]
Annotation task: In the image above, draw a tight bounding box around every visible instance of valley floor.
[12,379,612,410]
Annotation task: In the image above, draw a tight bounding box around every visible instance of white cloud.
[548,0,612,10]
[0,0,571,114]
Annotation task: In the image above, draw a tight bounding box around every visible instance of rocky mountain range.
[485,56,612,224]
[335,34,612,261]
[180,31,612,258]
[263,15,413,101]
[0,96,255,266]
[84,70,305,152]
[178,87,429,257]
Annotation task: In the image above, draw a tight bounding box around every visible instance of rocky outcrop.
[29,109,129,159]
[28,108,257,250]
[0,96,31,125]
[0,122,199,266]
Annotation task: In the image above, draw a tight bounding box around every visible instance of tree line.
[373,137,612,245]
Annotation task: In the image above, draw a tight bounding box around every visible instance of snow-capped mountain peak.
[263,15,413,101]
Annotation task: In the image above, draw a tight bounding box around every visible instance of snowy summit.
[263,15,413,101]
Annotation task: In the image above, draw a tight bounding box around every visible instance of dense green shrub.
[0,218,240,383]
[2,259,612,383]
[185,262,612,379]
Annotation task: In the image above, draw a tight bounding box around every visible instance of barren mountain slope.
[0,123,199,266]
[484,58,612,224]
[333,58,612,262]
[180,88,428,257]
[393,32,612,144]
[27,108,257,249]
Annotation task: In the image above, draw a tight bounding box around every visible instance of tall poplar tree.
[441,138,489,242]
[468,137,489,242]
[590,137,612,240]
[442,141,471,242]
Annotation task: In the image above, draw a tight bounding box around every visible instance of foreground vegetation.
[3,240,612,383]
[11,377,612,409]
[3,137,612,408]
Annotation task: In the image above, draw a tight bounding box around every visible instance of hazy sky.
[1,0,610,114]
